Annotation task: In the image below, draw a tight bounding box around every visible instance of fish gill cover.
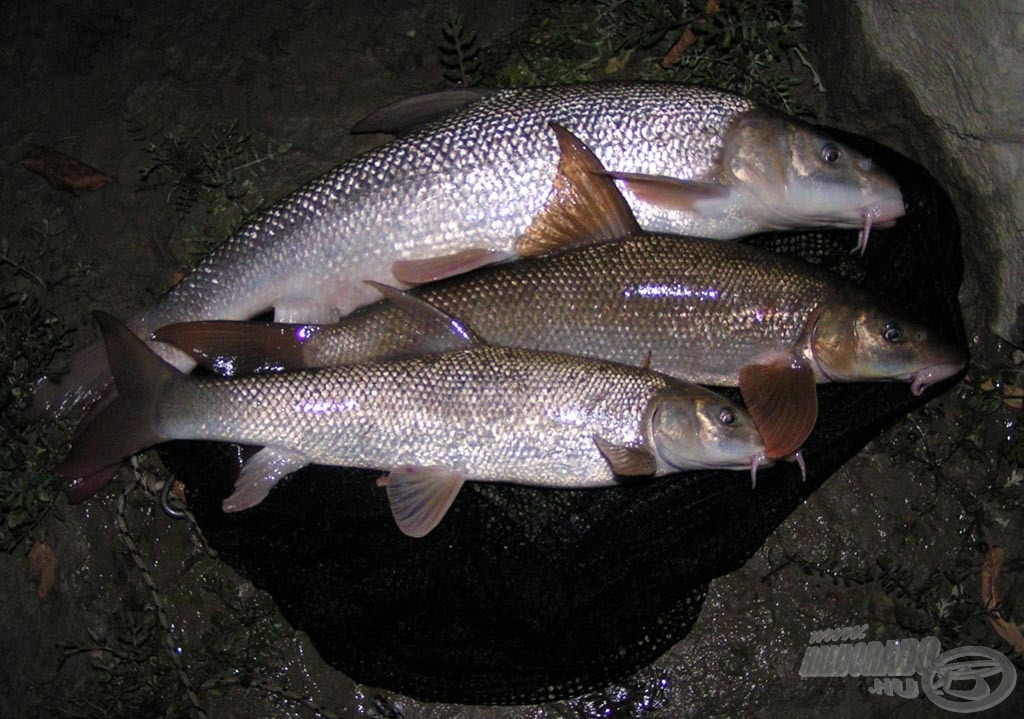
[157,128,965,704]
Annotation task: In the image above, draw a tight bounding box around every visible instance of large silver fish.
[38,83,904,418]
[157,150,964,463]
[56,312,767,537]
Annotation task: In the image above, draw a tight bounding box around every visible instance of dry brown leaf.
[977,379,1022,408]
[988,615,1024,654]
[170,479,187,505]
[27,542,58,599]
[662,0,721,68]
[21,144,115,196]
[981,546,1004,610]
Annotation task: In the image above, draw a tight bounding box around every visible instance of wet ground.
[2,1,1022,717]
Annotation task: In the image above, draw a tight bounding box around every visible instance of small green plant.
[440,12,482,85]
[57,607,171,719]
[0,238,77,554]
[137,121,292,263]
[442,0,823,114]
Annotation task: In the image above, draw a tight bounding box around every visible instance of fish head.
[647,386,766,472]
[722,110,905,232]
[808,299,967,395]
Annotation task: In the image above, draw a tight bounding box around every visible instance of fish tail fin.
[29,337,114,418]
[55,312,179,483]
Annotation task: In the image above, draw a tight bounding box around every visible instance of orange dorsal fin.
[516,123,640,257]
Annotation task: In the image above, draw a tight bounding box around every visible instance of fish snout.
[910,361,966,396]
[860,190,906,229]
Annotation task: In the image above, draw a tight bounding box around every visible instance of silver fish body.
[57,314,766,534]
[162,347,754,486]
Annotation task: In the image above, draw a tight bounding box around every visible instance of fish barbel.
[38,83,904,416]
[57,312,766,537]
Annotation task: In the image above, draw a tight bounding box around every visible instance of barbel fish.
[38,83,904,420]
[56,311,767,537]
[156,138,962,462]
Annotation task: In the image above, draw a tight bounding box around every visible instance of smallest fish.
[56,302,767,537]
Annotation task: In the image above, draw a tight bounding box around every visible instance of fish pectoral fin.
[154,320,320,375]
[223,447,309,513]
[606,171,734,215]
[738,358,818,460]
[594,436,657,477]
[516,123,641,257]
[384,466,466,538]
[365,281,482,352]
[350,89,494,135]
[391,248,514,285]
[273,300,340,324]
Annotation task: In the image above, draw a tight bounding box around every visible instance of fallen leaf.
[981,546,1004,610]
[988,615,1024,654]
[662,0,721,67]
[170,479,187,505]
[27,542,58,599]
[981,547,1024,652]
[21,144,115,196]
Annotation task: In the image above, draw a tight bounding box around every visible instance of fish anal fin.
[391,248,513,285]
[516,123,641,257]
[223,447,309,512]
[154,321,320,376]
[385,466,466,538]
[739,357,817,460]
[29,337,112,418]
[64,465,121,504]
[606,171,733,214]
[594,436,657,477]
[365,281,481,352]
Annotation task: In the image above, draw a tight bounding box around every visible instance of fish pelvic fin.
[391,247,514,285]
[55,312,178,487]
[383,466,466,538]
[365,281,482,353]
[154,320,320,376]
[516,123,641,257]
[223,447,309,512]
[739,357,818,460]
[594,436,657,477]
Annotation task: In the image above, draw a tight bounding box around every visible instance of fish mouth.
[851,197,906,255]
[909,362,966,396]
[858,196,906,227]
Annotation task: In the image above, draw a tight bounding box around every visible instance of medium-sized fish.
[57,311,767,537]
[156,136,964,464]
[37,82,904,422]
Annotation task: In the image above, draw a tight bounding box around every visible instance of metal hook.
[160,479,187,520]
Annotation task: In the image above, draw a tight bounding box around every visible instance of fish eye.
[718,407,735,426]
[882,321,903,342]
[821,142,841,163]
